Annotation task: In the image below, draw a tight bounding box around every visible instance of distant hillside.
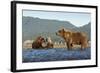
[22,16,91,42]
[22,16,76,42]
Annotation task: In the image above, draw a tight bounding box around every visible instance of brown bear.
[56,28,88,50]
[32,36,46,49]
[32,36,54,49]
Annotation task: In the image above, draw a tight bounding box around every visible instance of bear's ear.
[62,28,65,31]
[62,28,64,31]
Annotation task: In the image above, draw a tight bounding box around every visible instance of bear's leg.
[81,43,87,50]
[67,42,72,50]
[84,42,88,48]
[81,45,84,50]
[81,41,88,50]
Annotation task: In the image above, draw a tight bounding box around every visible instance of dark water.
[22,48,91,63]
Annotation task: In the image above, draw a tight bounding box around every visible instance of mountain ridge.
[22,16,91,42]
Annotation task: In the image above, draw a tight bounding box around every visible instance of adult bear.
[56,28,88,50]
[32,36,46,49]
[32,36,54,49]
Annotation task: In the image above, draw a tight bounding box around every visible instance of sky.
[23,10,91,27]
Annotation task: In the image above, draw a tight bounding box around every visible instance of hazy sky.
[23,10,91,27]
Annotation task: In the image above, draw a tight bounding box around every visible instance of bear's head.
[56,28,71,39]
[32,36,46,48]
[36,36,45,43]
